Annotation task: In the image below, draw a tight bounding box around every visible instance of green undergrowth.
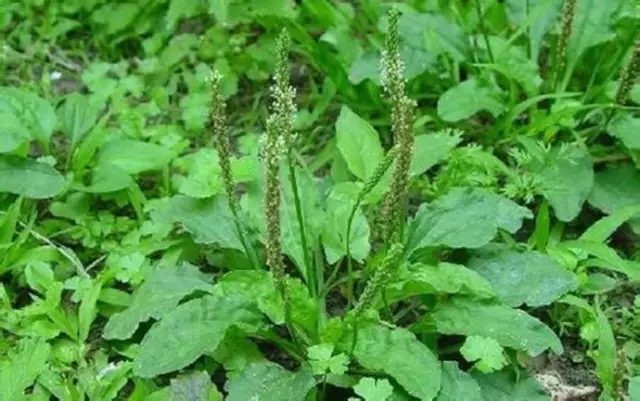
[1,1,640,401]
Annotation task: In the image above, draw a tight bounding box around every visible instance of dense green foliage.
[1,0,639,400]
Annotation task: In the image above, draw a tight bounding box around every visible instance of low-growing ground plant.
[1,1,640,401]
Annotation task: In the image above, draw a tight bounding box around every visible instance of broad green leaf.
[460,336,507,373]
[170,371,221,401]
[179,149,259,198]
[472,370,549,401]
[104,264,212,340]
[0,338,50,401]
[437,79,504,122]
[322,183,371,264]
[57,93,99,145]
[212,332,265,377]
[75,164,133,193]
[0,87,57,144]
[349,52,381,85]
[134,293,262,377]
[423,297,563,356]
[97,139,174,174]
[0,112,31,153]
[588,164,640,233]
[406,187,532,254]
[150,195,244,250]
[629,376,640,401]
[350,323,441,401]
[566,0,617,67]
[225,362,316,401]
[505,0,562,61]
[435,362,483,401]
[385,263,495,305]
[336,106,383,180]
[405,14,468,62]
[217,270,282,325]
[0,155,66,198]
[482,37,542,96]
[468,247,578,307]
[352,378,394,401]
[410,131,462,176]
[180,92,210,132]
[165,0,206,30]
[607,114,640,150]
[536,143,593,222]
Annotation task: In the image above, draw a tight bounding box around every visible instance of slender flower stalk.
[263,116,287,294]
[270,29,315,299]
[554,0,577,81]
[615,38,640,105]
[208,71,258,269]
[379,8,417,243]
[209,71,238,216]
[352,243,404,317]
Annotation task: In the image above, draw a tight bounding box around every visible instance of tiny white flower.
[50,71,62,81]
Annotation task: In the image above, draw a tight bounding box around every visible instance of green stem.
[475,0,495,63]
[287,156,315,298]
[345,203,359,308]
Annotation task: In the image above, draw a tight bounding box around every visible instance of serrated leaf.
[170,371,221,401]
[437,79,505,122]
[353,377,394,401]
[150,195,244,250]
[607,113,640,150]
[0,338,51,401]
[350,323,441,401]
[588,164,640,233]
[468,246,578,307]
[179,149,258,198]
[406,187,532,254]
[0,87,56,144]
[97,138,174,174]
[385,263,495,305]
[216,270,283,325]
[104,264,213,340]
[322,182,370,264]
[134,293,262,377]
[225,362,316,401]
[0,155,66,198]
[472,370,549,401]
[212,332,265,377]
[424,297,562,356]
[460,336,507,373]
[535,143,593,222]
[435,362,483,401]
[307,344,349,376]
[336,106,383,180]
